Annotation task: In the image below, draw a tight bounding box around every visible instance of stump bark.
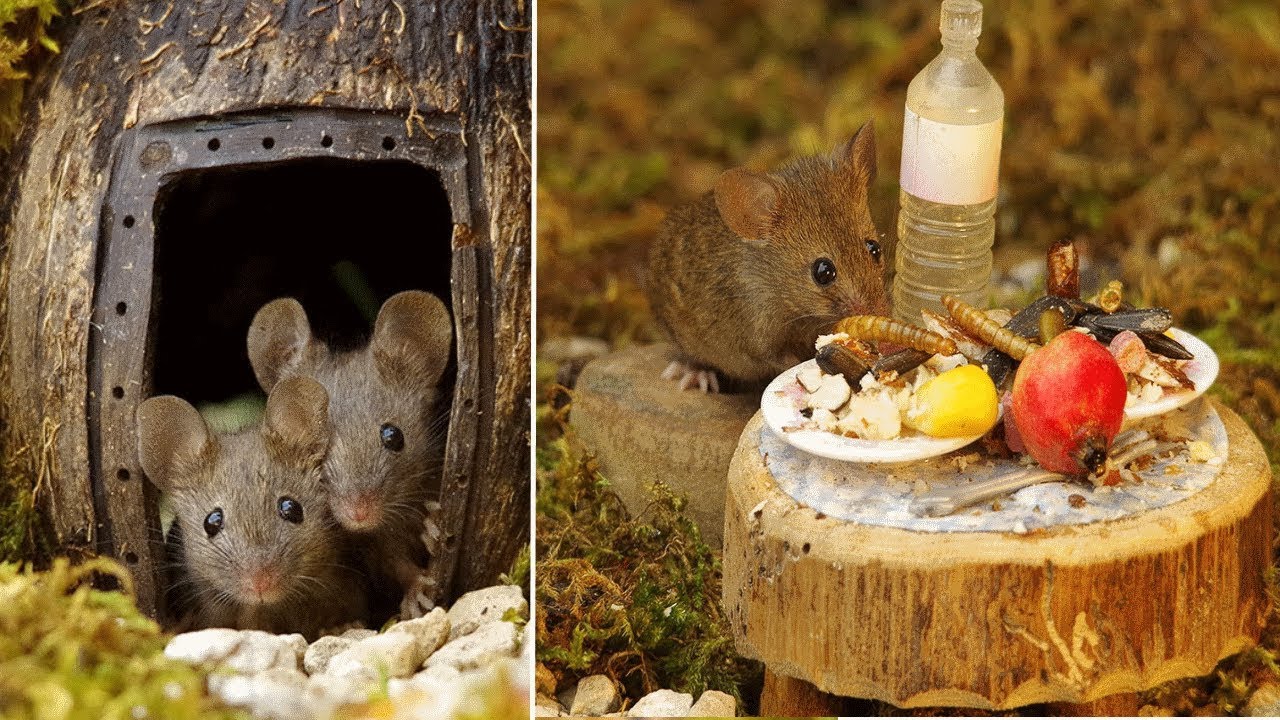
[570,343,758,547]
[723,400,1273,709]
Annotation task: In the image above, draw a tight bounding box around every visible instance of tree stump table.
[571,343,758,546]
[722,399,1273,712]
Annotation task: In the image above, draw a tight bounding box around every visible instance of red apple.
[1010,330,1127,475]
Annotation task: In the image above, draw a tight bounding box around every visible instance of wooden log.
[570,343,758,547]
[722,400,1273,709]
[760,669,849,717]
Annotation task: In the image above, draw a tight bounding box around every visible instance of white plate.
[761,360,991,463]
[1122,328,1218,420]
[761,328,1216,464]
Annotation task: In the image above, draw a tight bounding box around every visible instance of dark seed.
[1088,307,1173,334]
[1004,295,1079,338]
[1137,330,1194,360]
[870,348,931,378]
[816,343,871,381]
[980,295,1078,390]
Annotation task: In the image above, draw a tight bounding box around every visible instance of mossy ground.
[537,0,1280,714]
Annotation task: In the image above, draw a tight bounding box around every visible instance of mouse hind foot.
[660,359,721,393]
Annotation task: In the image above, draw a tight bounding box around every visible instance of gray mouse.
[246,290,453,618]
[137,376,368,640]
[647,121,891,392]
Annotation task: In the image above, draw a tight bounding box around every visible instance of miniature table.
[571,343,758,546]
[722,399,1273,712]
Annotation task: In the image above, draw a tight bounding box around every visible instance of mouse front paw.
[660,359,721,393]
[400,573,439,620]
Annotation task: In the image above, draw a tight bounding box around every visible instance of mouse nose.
[246,567,280,602]
[337,492,382,530]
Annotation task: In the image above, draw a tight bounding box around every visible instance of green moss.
[535,431,761,709]
[0,558,246,720]
[500,544,531,590]
[0,0,62,151]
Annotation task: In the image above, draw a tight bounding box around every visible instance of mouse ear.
[834,119,877,188]
[247,298,317,392]
[715,168,780,243]
[370,291,453,393]
[137,396,215,492]
[262,376,330,465]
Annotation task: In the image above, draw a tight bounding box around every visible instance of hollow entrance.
[150,158,454,405]
[147,157,455,627]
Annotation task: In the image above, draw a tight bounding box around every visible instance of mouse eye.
[865,239,882,263]
[380,423,405,452]
[203,508,224,539]
[811,257,837,287]
[277,497,304,524]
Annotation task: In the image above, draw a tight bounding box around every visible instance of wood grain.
[723,400,1273,709]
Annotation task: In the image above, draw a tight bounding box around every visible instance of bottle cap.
[940,0,982,48]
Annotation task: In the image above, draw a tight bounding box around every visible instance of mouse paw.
[400,573,439,620]
[661,360,720,393]
[419,500,446,558]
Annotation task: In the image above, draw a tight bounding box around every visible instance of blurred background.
[536,0,1280,714]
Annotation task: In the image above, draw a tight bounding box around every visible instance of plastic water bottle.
[893,0,1004,324]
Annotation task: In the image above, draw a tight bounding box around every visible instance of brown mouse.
[246,290,453,619]
[647,121,890,392]
[137,376,368,640]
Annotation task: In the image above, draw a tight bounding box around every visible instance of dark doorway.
[149,158,454,405]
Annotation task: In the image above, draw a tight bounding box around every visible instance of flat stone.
[571,674,621,716]
[688,689,736,717]
[340,627,377,641]
[447,585,528,640]
[1245,683,1280,716]
[326,631,424,679]
[571,343,758,547]
[628,688,693,717]
[214,667,309,720]
[535,693,566,717]
[165,629,304,674]
[303,635,353,675]
[424,620,519,672]
[387,606,451,657]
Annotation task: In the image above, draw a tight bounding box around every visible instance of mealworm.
[942,296,1041,360]
[834,315,957,356]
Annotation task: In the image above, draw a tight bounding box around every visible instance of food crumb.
[1012,520,1028,534]
[1187,441,1215,463]
[1068,494,1087,508]
[1164,464,1182,475]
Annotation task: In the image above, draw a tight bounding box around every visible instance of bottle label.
[899,107,1002,205]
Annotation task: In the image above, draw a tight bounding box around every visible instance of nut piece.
[806,374,852,412]
[797,364,824,393]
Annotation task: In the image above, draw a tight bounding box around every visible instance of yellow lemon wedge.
[904,364,1000,438]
